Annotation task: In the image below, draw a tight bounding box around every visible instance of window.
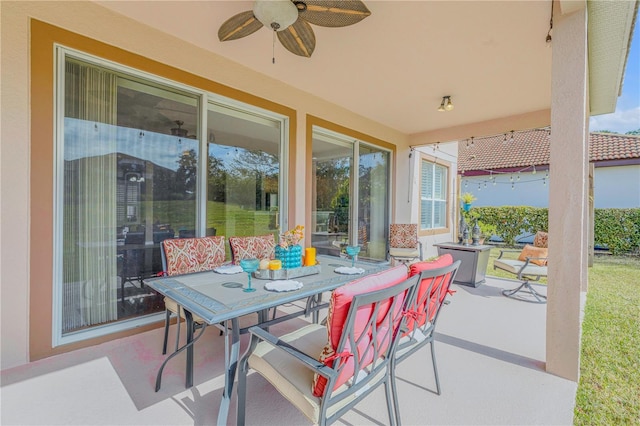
[55,48,287,344]
[420,157,448,230]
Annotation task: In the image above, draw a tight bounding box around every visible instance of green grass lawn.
[574,255,640,425]
[486,248,639,423]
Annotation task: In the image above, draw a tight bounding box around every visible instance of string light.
[458,165,549,190]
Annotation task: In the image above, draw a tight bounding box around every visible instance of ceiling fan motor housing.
[253,0,298,31]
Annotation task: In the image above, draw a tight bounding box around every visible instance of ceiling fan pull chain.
[272,29,276,64]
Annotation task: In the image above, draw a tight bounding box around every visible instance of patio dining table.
[144,254,390,425]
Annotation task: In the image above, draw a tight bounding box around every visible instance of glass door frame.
[309,121,393,261]
[52,45,290,346]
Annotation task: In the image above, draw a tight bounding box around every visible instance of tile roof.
[457,130,640,173]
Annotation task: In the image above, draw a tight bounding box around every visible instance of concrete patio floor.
[1,275,577,425]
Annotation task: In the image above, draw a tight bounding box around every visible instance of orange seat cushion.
[518,244,548,266]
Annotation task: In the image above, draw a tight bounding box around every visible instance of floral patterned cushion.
[533,231,549,248]
[228,234,276,265]
[311,264,409,397]
[162,236,226,276]
[390,224,418,249]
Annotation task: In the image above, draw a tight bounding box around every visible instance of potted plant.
[460,192,477,212]
[477,221,497,244]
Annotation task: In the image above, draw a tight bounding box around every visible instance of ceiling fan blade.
[298,1,371,27]
[218,10,263,42]
[277,18,316,57]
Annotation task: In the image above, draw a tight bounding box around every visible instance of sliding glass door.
[310,127,390,261]
[56,49,287,343]
[357,145,390,260]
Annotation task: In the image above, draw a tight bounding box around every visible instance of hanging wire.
[546,0,554,45]
[408,125,551,151]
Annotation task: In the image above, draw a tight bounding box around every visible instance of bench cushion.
[494,258,548,277]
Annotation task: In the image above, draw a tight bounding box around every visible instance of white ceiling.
[93,1,618,136]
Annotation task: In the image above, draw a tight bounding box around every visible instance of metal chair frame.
[494,249,548,304]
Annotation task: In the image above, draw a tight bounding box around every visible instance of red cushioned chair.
[390,255,460,422]
[237,265,420,426]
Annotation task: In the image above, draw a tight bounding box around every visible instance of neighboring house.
[459,131,640,208]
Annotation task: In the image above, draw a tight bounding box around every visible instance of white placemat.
[264,280,304,292]
[334,266,365,275]
[213,264,244,274]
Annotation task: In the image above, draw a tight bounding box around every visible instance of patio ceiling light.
[437,96,454,112]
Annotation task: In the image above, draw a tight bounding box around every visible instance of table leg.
[185,310,194,389]
[217,317,240,426]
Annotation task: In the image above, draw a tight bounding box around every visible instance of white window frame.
[419,155,449,232]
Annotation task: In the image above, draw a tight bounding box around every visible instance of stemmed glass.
[239,258,260,292]
[345,245,361,267]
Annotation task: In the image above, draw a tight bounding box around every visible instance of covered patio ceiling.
[96,0,635,137]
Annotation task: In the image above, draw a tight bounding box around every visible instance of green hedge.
[468,206,640,255]
[593,209,640,255]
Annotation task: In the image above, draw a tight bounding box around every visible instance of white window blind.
[420,160,448,230]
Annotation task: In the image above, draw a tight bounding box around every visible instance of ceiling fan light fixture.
[445,96,454,111]
[253,0,298,31]
[438,96,453,112]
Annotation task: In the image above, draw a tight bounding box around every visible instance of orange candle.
[268,260,282,270]
[304,247,316,266]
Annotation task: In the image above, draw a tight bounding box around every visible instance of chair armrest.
[247,326,337,380]
[516,257,548,279]
[497,249,521,259]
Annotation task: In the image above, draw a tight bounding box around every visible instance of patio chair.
[388,223,423,265]
[157,236,226,390]
[237,265,421,426]
[391,255,460,417]
[493,231,548,303]
[228,234,276,264]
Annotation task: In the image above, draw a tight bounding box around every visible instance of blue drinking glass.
[239,258,260,292]
[345,245,361,267]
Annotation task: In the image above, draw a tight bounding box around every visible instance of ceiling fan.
[218,0,371,58]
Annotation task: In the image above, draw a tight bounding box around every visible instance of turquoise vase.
[463,202,472,212]
[275,245,302,269]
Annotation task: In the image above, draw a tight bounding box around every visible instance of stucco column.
[546,6,588,382]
